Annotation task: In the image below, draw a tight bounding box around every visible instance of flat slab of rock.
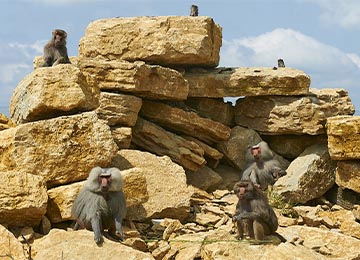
[185,67,310,98]
[132,117,205,171]
[0,225,27,260]
[0,171,47,226]
[326,115,360,160]
[235,88,355,135]
[10,64,99,124]
[32,229,155,260]
[0,112,117,188]
[140,100,231,144]
[79,59,188,100]
[78,16,222,67]
[96,92,142,126]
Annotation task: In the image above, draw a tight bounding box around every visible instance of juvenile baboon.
[241,141,286,190]
[42,29,71,67]
[233,181,278,240]
[278,59,285,68]
[72,167,127,245]
[190,4,199,16]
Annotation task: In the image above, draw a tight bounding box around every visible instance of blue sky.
[1,0,360,116]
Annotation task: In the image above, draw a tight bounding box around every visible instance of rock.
[46,167,148,223]
[132,117,206,171]
[111,126,132,149]
[274,144,336,204]
[79,16,221,67]
[185,98,235,127]
[278,225,360,259]
[32,229,155,260]
[217,126,262,170]
[262,134,328,159]
[0,171,47,227]
[96,92,142,126]
[0,112,117,188]
[151,240,171,260]
[9,64,99,124]
[123,237,148,252]
[327,115,360,160]
[182,135,223,169]
[79,59,188,100]
[235,88,354,135]
[293,206,323,227]
[0,224,27,260]
[140,100,231,144]
[0,113,15,131]
[186,166,223,192]
[185,67,310,98]
[112,150,194,221]
[214,164,241,190]
[335,160,360,193]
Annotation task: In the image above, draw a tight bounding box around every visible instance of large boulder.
[235,88,355,135]
[112,150,194,221]
[326,115,360,160]
[9,64,99,124]
[0,171,47,227]
[274,144,336,204]
[0,112,117,188]
[78,16,222,67]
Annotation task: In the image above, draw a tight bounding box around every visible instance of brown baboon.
[72,167,127,245]
[233,181,278,241]
[42,29,71,67]
[190,4,199,16]
[241,141,286,190]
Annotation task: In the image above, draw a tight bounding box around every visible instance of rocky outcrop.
[78,16,222,67]
[9,64,99,124]
[0,113,15,131]
[185,67,310,98]
[235,88,355,135]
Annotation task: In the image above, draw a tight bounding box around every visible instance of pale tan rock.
[0,112,117,188]
[79,16,221,67]
[186,166,223,192]
[132,117,206,171]
[293,206,323,227]
[111,126,132,149]
[96,92,142,126]
[0,113,15,131]
[336,160,360,193]
[274,144,336,204]
[327,115,360,160]
[262,134,328,159]
[140,100,231,144]
[278,225,360,259]
[217,126,262,170]
[0,225,27,260]
[151,240,170,260]
[33,55,79,69]
[32,229,155,260]
[185,67,310,98]
[123,237,147,252]
[235,88,354,135]
[182,135,223,168]
[195,212,222,226]
[112,150,194,221]
[46,181,83,223]
[0,171,47,227]
[79,59,189,100]
[9,64,99,124]
[47,167,148,223]
[185,98,235,127]
[169,232,209,260]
